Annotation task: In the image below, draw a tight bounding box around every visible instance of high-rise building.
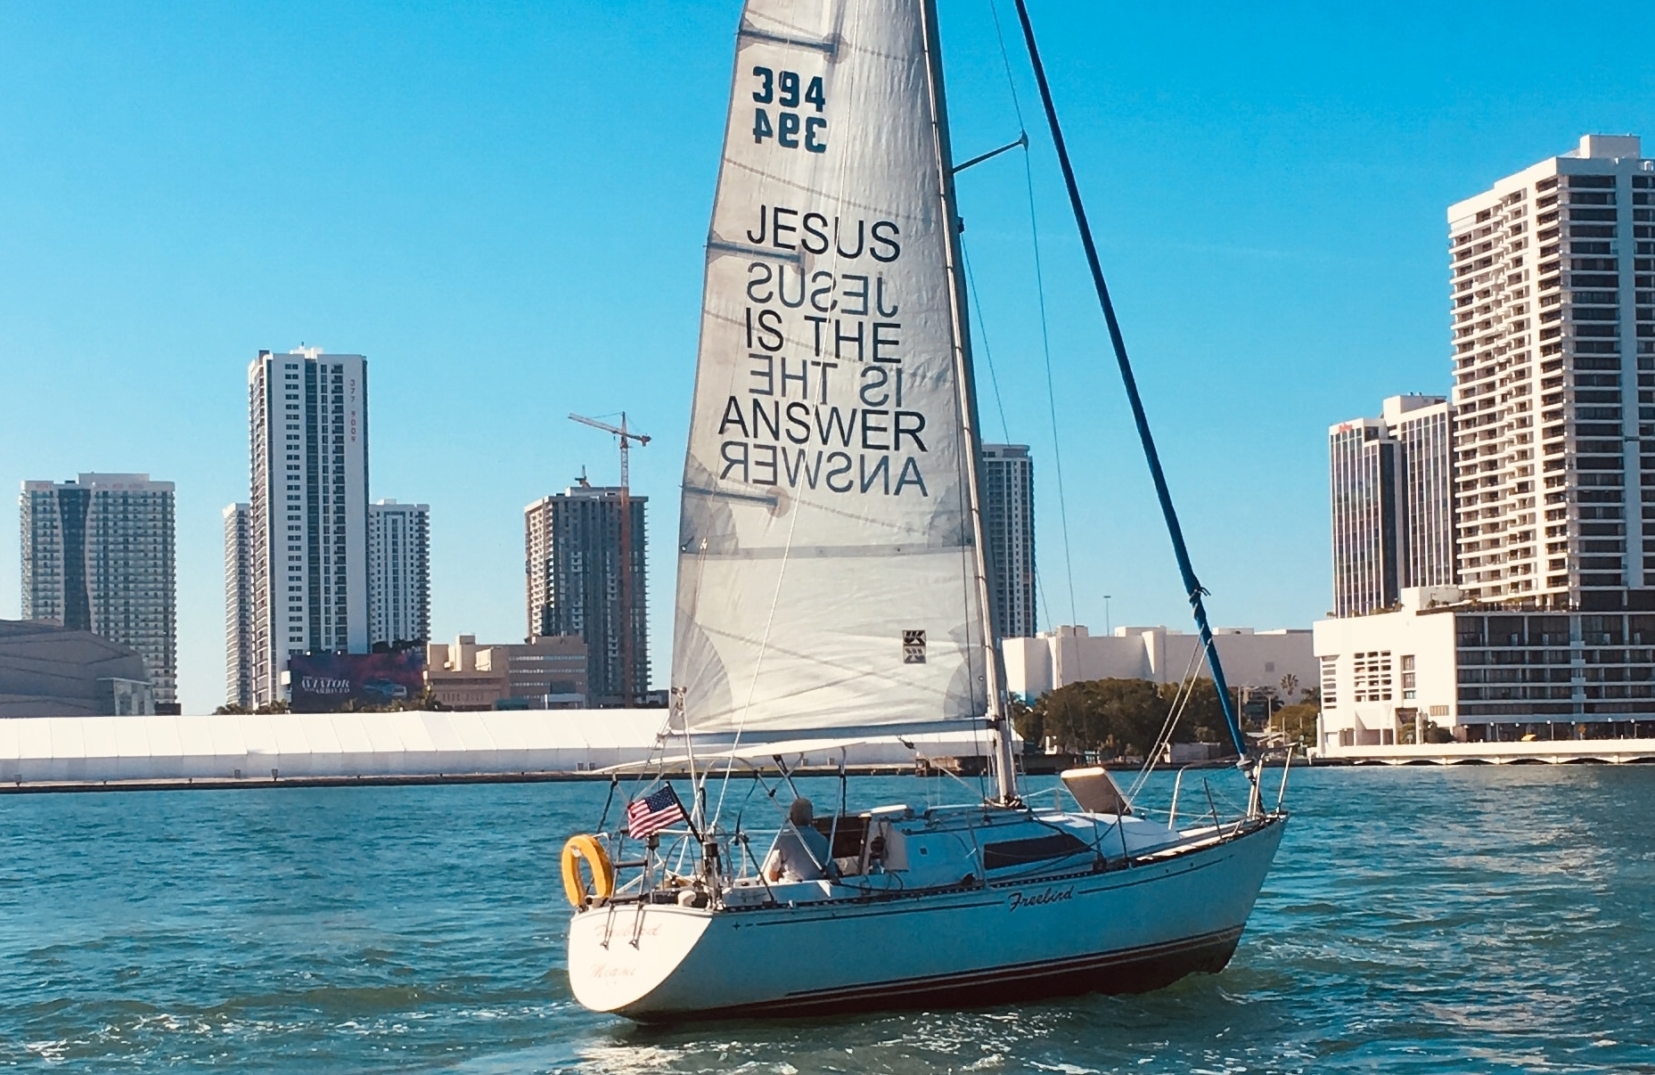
[368,500,430,648]
[524,484,648,706]
[1314,135,1655,754]
[20,473,177,705]
[1448,134,1655,609]
[1393,398,1457,592]
[223,502,252,708]
[981,444,1037,638]
[1330,417,1397,617]
[246,348,370,706]
[1329,396,1455,616]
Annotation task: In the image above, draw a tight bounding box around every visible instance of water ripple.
[1,768,1652,1071]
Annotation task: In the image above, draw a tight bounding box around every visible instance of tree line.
[1012,677,1321,757]
[1011,678,1235,758]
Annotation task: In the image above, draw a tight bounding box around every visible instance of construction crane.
[568,412,650,707]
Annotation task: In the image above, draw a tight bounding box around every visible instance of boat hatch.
[801,814,910,876]
[1060,767,1131,815]
[982,832,1091,870]
[812,815,869,860]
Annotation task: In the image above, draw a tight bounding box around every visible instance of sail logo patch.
[903,630,926,663]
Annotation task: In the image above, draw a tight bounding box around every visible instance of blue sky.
[2,1,1652,714]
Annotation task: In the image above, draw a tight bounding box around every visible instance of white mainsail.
[673,0,990,738]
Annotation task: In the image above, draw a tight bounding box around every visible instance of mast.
[1010,0,1248,760]
[921,0,1021,805]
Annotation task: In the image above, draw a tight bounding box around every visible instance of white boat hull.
[568,815,1285,1021]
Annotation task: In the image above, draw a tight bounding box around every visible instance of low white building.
[1314,586,1655,756]
[1003,624,1316,701]
[1313,588,1462,751]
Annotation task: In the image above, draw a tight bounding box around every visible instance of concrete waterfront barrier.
[0,710,665,788]
[1312,738,1655,766]
[0,711,996,791]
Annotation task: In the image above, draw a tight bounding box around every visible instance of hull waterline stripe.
[626,926,1245,1021]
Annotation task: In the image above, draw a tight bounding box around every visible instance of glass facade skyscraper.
[524,485,648,707]
[980,444,1037,639]
[1329,396,1455,617]
[20,473,177,705]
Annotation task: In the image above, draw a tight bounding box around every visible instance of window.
[1352,650,1394,703]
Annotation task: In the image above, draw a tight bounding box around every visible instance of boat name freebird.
[1007,885,1076,913]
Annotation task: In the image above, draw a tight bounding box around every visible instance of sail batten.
[673,0,989,738]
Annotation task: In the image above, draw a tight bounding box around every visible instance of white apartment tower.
[246,349,371,706]
[20,474,178,705]
[368,499,430,648]
[223,503,252,708]
[1449,135,1655,610]
[981,444,1037,638]
[1330,396,1456,616]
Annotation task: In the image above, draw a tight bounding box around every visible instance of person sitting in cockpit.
[762,797,831,882]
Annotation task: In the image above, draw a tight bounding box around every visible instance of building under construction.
[523,485,648,707]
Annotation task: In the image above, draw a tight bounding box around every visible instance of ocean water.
[0,766,1651,1073]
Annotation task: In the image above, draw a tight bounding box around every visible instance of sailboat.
[562,0,1287,1021]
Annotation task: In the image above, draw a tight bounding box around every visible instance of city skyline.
[1332,135,1655,621]
[3,4,1651,713]
[1316,136,1655,753]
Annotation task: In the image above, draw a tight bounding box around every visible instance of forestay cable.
[1010,0,1249,759]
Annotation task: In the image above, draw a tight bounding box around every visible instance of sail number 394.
[752,66,826,153]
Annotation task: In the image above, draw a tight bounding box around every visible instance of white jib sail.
[673,0,990,738]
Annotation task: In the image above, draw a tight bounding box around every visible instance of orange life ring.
[561,834,615,908]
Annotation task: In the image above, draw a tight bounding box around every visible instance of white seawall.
[0,710,994,788]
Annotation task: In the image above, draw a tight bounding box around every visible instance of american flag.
[626,785,686,839]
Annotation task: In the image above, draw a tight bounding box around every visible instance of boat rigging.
[558,0,1287,1021]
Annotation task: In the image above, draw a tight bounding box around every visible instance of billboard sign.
[287,650,425,712]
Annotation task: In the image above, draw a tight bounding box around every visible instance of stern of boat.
[567,902,712,1015]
